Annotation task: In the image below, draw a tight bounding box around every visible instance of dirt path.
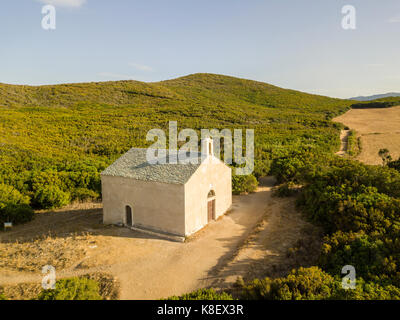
[336,129,350,156]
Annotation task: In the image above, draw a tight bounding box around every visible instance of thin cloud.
[385,75,400,80]
[129,63,154,72]
[388,16,400,23]
[37,0,87,8]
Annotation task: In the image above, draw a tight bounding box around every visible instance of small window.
[208,190,215,198]
[209,142,212,155]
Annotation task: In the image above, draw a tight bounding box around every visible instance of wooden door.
[207,200,215,222]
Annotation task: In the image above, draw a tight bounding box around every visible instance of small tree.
[33,185,70,209]
[378,149,392,166]
[0,184,34,226]
[232,175,258,194]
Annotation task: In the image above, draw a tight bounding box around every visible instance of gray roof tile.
[101,148,204,184]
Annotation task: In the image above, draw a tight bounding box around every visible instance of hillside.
[0,73,347,111]
[0,73,353,212]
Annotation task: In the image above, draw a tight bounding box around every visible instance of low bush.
[331,278,400,300]
[167,289,234,300]
[241,267,335,300]
[71,188,99,202]
[240,267,400,300]
[319,231,400,286]
[253,159,272,179]
[274,182,299,197]
[389,158,400,172]
[0,184,34,226]
[37,278,102,300]
[33,185,70,209]
[347,130,361,157]
[232,175,258,195]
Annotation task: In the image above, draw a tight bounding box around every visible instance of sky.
[1,0,400,98]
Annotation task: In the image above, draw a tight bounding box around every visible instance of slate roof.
[101,148,205,185]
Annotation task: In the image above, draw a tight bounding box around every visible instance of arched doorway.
[207,190,216,222]
[125,205,133,226]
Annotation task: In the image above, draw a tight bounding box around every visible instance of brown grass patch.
[333,106,400,165]
[0,233,98,273]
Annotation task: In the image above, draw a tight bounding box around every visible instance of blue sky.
[1,0,400,98]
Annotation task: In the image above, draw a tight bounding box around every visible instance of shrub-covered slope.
[0,73,353,220]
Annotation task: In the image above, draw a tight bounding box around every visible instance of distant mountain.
[0,73,348,110]
[350,92,400,101]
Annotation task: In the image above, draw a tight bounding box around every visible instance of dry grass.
[333,106,400,165]
[0,282,42,300]
[0,203,108,273]
[84,273,120,300]
[0,233,98,273]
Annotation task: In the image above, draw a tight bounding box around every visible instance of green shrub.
[232,175,258,194]
[347,130,361,157]
[331,278,400,300]
[241,267,335,300]
[167,289,234,300]
[0,294,7,300]
[253,159,272,179]
[71,188,99,202]
[388,158,400,172]
[292,159,400,289]
[37,278,102,300]
[240,266,400,300]
[33,185,70,209]
[270,151,331,184]
[319,232,388,281]
[274,182,299,197]
[0,184,34,226]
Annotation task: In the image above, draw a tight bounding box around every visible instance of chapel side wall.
[101,175,185,236]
